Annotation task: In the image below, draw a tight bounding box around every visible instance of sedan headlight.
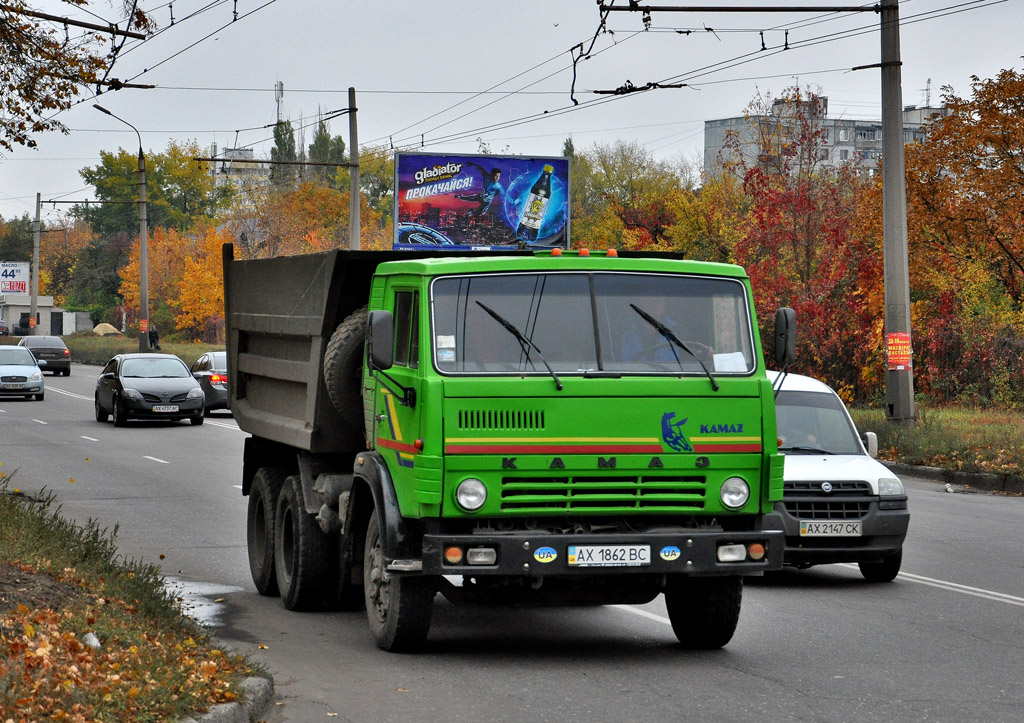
[186,387,205,399]
[30,371,43,381]
[720,477,750,509]
[878,477,905,496]
[122,387,143,399]
[455,478,487,512]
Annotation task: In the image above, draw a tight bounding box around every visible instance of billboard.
[394,152,570,250]
[0,262,29,294]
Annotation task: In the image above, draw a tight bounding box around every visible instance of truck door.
[373,288,423,483]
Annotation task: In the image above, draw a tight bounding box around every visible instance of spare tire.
[324,305,368,429]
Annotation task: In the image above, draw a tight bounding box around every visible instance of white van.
[764,371,909,581]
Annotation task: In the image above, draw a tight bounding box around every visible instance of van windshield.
[430,271,755,375]
[776,390,863,455]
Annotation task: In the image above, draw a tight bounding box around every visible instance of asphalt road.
[2,364,1023,722]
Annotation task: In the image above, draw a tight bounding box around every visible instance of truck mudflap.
[419,530,784,576]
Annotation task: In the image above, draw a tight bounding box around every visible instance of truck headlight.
[720,477,750,509]
[455,478,487,511]
[878,477,905,496]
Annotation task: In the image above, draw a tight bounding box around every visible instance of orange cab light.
[551,247,563,256]
[747,543,766,561]
[579,248,590,256]
[444,546,464,564]
[606,248,618,257]
[414,438,424,450]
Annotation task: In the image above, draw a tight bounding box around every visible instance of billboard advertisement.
[0,262,29,294]
[394,152,570,250]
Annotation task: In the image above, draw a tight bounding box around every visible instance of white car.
[0,345,46,400]
[763,371,909,581]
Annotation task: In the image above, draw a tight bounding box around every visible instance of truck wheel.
[247,466,287,596]
[323,305,367,428]
[274,475,330,610]
[859,548,902,582]
[363,512,434,652]
[664,575,743,649]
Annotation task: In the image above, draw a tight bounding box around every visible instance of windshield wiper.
[779,445,834,454]
[475,301,563,391]
[630,303,719,392]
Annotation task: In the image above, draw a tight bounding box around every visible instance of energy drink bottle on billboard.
[516,164,553,243]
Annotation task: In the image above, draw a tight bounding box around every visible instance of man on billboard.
[456,162,504,220]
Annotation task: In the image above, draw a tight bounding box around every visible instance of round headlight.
[455,478,487,512]
[720,477,750,509]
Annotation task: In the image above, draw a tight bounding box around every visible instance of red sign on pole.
[887,332,912,370]
[140,318,149,333]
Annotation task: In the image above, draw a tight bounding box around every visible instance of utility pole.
[348,87,360,250]
[30,193,40,335]
[880,0,915,422]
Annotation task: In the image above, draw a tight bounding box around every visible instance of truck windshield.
[430,271,755,375]
[776,390,864,455]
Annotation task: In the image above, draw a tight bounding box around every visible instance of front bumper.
[762,499,909,565]
[420,529,784,576]
[0,381,43,396]
[123,397,204,418]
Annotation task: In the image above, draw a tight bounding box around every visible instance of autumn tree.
[76,140,230,235]
[118,226,191,334]
[0,2,153,151]
[175,227,234,341]
[40,218,95,305]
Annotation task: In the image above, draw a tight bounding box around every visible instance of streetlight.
[94,103,149,353]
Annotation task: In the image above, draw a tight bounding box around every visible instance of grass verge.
[0,333,222,368]
[850,405,1024,477]
[0,474,260,722]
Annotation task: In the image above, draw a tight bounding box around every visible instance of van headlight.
[456,478,487,512]
[720,477,750,509]
[878,477,905,496]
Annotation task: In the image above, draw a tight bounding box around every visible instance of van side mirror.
[863,431,878,458]
[773,307,796,367]
[367,310,394,371]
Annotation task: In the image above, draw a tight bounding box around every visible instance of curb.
[180,676,274,723]
[881,461,1024,495]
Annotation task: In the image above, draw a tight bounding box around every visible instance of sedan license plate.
[799,520,862,537]
[152,405,179,413]
[3,383,25,390]
[568,544,650,567]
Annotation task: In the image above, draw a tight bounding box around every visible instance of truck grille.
[783,480,873,520]
[501,475,706,513]
[458,409,545,431]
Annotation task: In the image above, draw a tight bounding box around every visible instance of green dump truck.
[223,244,794,652]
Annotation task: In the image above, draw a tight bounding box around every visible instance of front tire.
[363,512,434,652]
[274,475,331,610]
[664,575,743,650]
[247,467,287,596]
[34,393,43,401]
[111,393,127,427]
[94,395,108,422]
[859,548,902,582]
[190,414,204,426]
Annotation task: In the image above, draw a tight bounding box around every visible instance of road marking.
[838,564,1024,608]
[611,604,671,625]
[144,456,169,464]
[206,420,242,431]
[80,436,99,442]
[47,387,92,401]
[32,419,47,425]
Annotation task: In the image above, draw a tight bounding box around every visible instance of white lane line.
[206,420,242,431]
[80,436,99,442]
[611,604,671,625]
[233,485,243,490]
[144,456,169,464]
[32,419,47,425]
[838,565,1024,608]
[47,387,92,401]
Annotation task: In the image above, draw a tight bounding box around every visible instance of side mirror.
[773,307,796,367]
[367,310,394,371]
[863,431,878,458]
[37,359,47,367]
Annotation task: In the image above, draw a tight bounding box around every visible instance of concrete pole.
[348,87,360,250]
[138,148,149,352]
[30,193,40,335]
[880,0,916,421]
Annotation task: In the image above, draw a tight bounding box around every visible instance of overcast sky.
[1,0,1019,225]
